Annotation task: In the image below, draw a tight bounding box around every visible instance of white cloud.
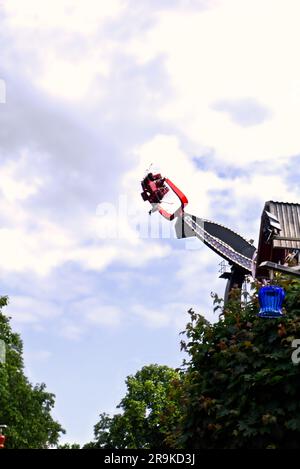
[1,0,300,333]
[59,301,122,339]
[132,302,190,330]
[0,156,41,203]
[2,0,124,100]
[5,0,300,163]
[125,134,229,219]
[0,222,171,276]
[127,0,300,164]
[0,222,76,276]
[3,0,124,32]
[79,300,121,327]
[0,147,171,276]
[59,323,85,341]
[125,132,298,229]
[6,295,61,324]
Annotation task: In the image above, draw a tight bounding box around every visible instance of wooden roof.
[267,201,300,249]
[256,201,300,277]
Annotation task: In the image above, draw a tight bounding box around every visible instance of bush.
[173,276,300,449]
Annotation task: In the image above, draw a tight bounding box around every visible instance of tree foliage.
[86,276,300,449]
[0,296,64,448]
[84,364,182,449]
[57,442,81,449]
[173,276,300,449]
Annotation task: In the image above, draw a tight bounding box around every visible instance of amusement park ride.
[141,171,300,318]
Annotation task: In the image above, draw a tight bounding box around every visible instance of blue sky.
[1,0,300,444]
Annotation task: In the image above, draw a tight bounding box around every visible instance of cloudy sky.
[1,0,300,444]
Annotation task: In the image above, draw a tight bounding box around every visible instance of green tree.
[85,364,182,449]
[174,276,300,449]
[0,296,65,448]
[57,443,81,449]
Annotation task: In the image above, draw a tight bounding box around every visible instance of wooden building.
[256,201,300,278]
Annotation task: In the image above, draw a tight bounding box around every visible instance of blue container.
[258,285,285,318]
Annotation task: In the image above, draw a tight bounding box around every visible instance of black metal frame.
[259,261,300,278]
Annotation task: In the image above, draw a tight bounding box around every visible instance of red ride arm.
[158,178,188,220]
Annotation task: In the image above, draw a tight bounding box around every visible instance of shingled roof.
[267,201,300,249]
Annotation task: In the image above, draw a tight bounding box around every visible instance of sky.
[0,0,300,445]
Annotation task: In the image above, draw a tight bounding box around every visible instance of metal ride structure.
[175,214,255,300]
[141,172,256,300]
[141,172,300,316]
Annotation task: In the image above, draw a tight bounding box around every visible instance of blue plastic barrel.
[258,285,285,318]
